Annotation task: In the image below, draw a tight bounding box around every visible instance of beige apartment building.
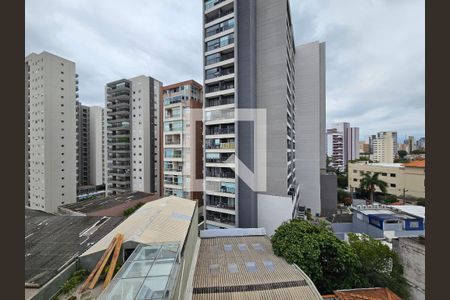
[348,160,425,199]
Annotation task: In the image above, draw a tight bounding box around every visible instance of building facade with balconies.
[202,0,326,233]
[106,76,163,196]
[162,80,203,206]
[25,51,78,213]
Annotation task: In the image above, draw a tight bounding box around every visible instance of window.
[224,244,232,252]
[252,243,264,251]
[390,173,396,177]
[381,173,387,176]
[353,178,358,182]
[390,183,396,187]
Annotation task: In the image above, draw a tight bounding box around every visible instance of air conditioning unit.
[368,205,373,208]
[356,205,362,210]
[362,205,367,209]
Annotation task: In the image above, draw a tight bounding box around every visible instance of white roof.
[388,205,425,220]
[81,196,196,257]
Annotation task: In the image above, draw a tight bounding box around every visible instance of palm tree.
[359,172,388,204]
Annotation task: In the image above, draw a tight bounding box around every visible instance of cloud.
[26,0,424,139]
[291,0,425,140]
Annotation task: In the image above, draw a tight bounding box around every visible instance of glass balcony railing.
[206,33,234,51]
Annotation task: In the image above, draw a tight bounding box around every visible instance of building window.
[381,173,387,176]
[390,173,396,177]
[390,183,396,187]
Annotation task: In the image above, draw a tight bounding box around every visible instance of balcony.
[205,81,235,97]
[206,211,236,227]
[206,33,234,52]
[205,141,235,151]
[205,5,233,24]
[206,195,235,210]
[206,153,235,164]
[204,0,228,11]
[205,123,235,135]
[205,108,234,123]
[205,167,235,179]
[206,51,234,67]
[205,18,234,38]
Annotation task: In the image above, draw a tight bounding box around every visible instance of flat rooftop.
[352,162,404,168]
[81,196,197,257]
[25,208,124,287]
[59,191,158,214]
[192,232,322,299]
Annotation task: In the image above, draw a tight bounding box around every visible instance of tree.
[398,150,407,159]
[411,149,425,155]
[271,220,360,294]
[359,172,387,204]
[348,234,410,299]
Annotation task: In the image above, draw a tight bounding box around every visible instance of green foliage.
[337,189,351,204]
[123,202,145,217]
[411,149,425,154]
[337,174,348,189]
[271,221,410,298]
[59,269,87,295]
[271,220,360,294]
[416,198,425,206]
[348,234,410,299]
[398,150,407,159]
[380,194,398,204]
[359,172,388,203]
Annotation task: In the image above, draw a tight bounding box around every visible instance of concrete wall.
[89,106,106,186]
[294,41,326,216]
[257,193,293,236]
[392,238,425,300]
[320,173,337,217]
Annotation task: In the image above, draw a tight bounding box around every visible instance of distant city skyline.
[25,0,424,138]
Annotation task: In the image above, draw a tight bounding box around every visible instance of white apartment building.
[373,131,398,163]
[326,122,359,171]
[25,51,77,213]
[106,76,162,196]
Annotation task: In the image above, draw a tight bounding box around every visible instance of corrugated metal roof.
[192,235,322,300]
[81,196,196,257]
[388,205,425,220]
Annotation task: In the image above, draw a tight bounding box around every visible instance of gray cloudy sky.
[25,0,424,141]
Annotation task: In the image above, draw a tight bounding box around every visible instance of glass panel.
[135,276,169,300]
[263,260,275,272]
[228,263,238,273]
[224,244,232,252]
[238,243,248,251]
[157,248,177,260]
[245,261,257,272]
[135,246,161,261]
[251,243,264,251]
[122,261,153,278]
[107,277,145,300]
[148,261,174,277]
[209,264,219,274]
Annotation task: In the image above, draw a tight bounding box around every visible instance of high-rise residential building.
[372,131,398,163]
[106,76,163,196]
[25,51,77,213]
[89,106,107,186]
[162,80,203,203]
[76,101,90,186]
[327,128,344,170]
[202,0,327,232]
[359,141,369,154]
[326,122,359,170]
[368,134,376,154]
[405,136,416,153]
[416,137,425,150]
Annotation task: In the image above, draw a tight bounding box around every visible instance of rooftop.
[25,208,124,287]
[59,191,158,215]
[387,205,425,220]
[351,162,404,168]
[192,230,322,299]
[81,196,197,257]
[402,160,425,168]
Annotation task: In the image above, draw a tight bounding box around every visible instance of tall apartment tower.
[25,51,77,212]
[373,131,398,163]
[89,106,107,186]
[326,122,359,170]
[406,136,416,153]
[106,76,162,196]
[162,80,203,203]
[76,101,90,186]
[202,0,326,232]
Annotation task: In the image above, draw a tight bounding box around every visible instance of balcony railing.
[206,34,234,51]
[205,6,234,23]
[206,212,235,226]
[205,82,234,94]
[205,142,235,150]
[205,18,234,38]
[206,52,234,66]
[204,0,227,10]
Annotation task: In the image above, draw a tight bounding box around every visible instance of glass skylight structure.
[98,243,180,300]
